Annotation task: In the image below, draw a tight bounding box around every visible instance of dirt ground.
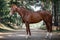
[0,28,60,40]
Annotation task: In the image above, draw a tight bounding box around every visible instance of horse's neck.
[16,7,26,18]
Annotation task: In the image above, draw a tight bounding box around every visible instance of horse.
[9,4,52,38]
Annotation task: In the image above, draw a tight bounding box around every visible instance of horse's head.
[9,4,18,16]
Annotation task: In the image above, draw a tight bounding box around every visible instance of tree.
[0,0,8,17]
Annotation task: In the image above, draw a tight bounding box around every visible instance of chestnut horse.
[9,4,52,38]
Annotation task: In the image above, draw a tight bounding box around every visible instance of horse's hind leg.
[48,22,52,39]
[48,17,52,39]
[45,22,50,38]
[45,21,52,39]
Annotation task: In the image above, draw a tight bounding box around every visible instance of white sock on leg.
[49,33,52,39]
[26,34,31,39]
[45,32,49,38]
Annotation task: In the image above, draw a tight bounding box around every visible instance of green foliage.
[0,0,11,21]
[0,0,16,29]
[0,0,52,30]
[8,0,21,7]
[0,0,7,17]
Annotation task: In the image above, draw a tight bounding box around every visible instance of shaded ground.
[0,29,60,40]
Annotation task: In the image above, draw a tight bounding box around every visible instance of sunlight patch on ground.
[0,36,5,38]
[0,33,13,35]
[7,34,26,37]
[0,23,14,31]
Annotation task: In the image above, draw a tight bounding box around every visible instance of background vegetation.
[0,0,52,31]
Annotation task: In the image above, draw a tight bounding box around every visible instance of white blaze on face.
[9,11,12,16]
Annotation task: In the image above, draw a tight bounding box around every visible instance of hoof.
[49,33,52,39]
[26,35,31,39]
[45,35,52,39]
[46,32,52,39]
[45,36,48,39]
[49,36,52,39]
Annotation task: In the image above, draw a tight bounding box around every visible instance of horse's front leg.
[25,22,31,38]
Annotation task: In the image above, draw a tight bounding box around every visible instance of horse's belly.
[23,13,43,23]
[30,18,42,23]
